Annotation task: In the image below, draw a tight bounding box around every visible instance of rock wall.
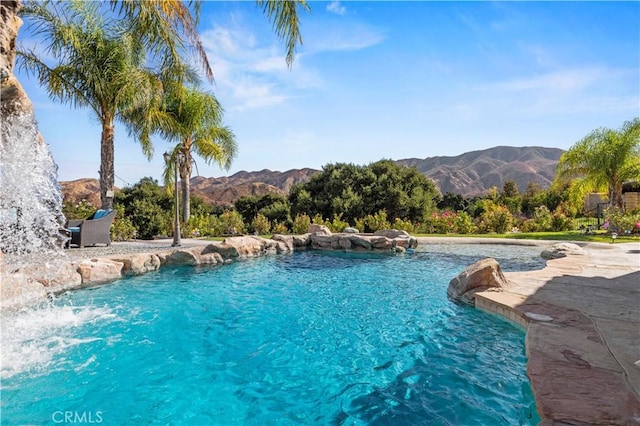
[1,233,420,311]
[0,0,31,116]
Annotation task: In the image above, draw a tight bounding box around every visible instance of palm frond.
[256,0,309,67]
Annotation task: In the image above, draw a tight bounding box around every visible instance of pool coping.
[451,239,640,425]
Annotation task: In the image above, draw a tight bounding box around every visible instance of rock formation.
[1,0,30,116]
[447,258,509,305]
[1,231,420,310]
[541,242,586,260]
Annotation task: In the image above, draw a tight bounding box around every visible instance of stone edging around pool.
[452,242,640,425]
[1,231,418,311]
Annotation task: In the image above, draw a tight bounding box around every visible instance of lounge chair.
[65,209,115,248]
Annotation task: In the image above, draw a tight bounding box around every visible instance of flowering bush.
[420,210,474,234]
[421,211,455,234]
[605,208,637,234]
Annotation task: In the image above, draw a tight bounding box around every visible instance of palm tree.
[19,0,309,210]
[159,88,237,222]
[555,118,640,210]
[19,0,166,210]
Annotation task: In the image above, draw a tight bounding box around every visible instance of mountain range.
[61,146,564,206]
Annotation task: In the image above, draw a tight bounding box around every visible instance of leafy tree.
[521,181,546,217]
[289,161,439,223]
[437,192,470,212]
[235,194,289,224]
[555,118,640,210]
[115,178,172,239]
[499,180,522,215]
[259,201,291,225]
[158,87,237,222]
[501,180,520,198]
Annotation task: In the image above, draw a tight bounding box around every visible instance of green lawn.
[414,231,640,244]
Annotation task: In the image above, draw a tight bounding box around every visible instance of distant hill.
[60,146,564,206]
[397,146,564,196]
[59,178,103,207]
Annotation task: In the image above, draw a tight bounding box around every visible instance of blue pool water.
[2,245,543,425]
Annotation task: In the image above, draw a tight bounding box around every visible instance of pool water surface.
[1,245,543,425]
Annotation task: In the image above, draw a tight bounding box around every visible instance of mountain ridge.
[61,146,564,206]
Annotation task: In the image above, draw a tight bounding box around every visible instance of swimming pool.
[1,245,543,425]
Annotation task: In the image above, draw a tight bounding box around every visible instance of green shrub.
[213,210,245,236]
[452,211,476,234]
[272,221,289,234]
[354,218,366,233]
[550,210,574,231]
[530,205,553,232]
[311,214,327,226]
[252,213,271,235]
[328,214,350,233]
[392,217,414,233]
[364,210,390,232]
[477,202,514,234]
[605,208,636,233]
[292,213,311,234]
[63,199,97,220]
[110,204,136,241]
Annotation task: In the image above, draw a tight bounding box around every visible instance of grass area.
[414,231,640,244]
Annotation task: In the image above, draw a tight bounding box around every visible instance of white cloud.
[304,23,385,53]
[454,66,638,119]
[326,1,346,16]
[200,23,322,112]
[483,68,606,93]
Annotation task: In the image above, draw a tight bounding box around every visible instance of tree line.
[62,139,640,239]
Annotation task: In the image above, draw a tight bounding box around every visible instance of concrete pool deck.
[62,237,640,424]
[418,237,640,425]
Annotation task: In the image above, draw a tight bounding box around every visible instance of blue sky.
[16,1,640,186]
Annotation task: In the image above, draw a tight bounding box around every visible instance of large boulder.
[272,234,294,251]
[448,258,509,305]
[25,261,82,292]
[76,258,124,285]
[373,229,410,239]
[111,253,162,275]
[0,272,48,310]
[541,243,586,260]
[309,224,332,235]
[203,236,283,260]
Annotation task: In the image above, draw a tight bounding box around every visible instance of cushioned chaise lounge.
[66,209,115,248]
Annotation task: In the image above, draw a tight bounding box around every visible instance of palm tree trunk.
[100,122,115,210]
[180,152,192,223]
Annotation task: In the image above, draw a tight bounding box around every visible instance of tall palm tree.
[19,0,166,210]
[159,87,237,222]
[555,118,640,210]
